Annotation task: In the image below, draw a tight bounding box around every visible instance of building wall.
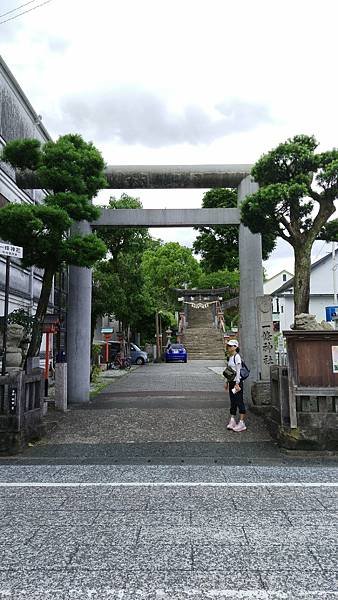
[0,57,56,356]
[279,294,335,331]
[309,255,337,295]
[263,271,293,295]
[0,57,50,143]
[0,57,50,204]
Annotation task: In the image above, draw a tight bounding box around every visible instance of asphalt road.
[0,464,337,599]
[0,361,337,597]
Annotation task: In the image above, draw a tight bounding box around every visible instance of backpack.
[240,360,250,380]
[223,355,250,381]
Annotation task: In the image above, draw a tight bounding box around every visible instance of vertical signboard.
[256,295,275,380]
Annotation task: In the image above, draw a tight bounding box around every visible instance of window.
[282,273,287,281]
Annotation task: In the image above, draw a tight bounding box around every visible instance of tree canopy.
[193,189,239,272]
[193,188,275,272]
[0,134,107,357]
[241,134,338,316]
[198,269,239,293]
[92,195,155,341]
[142,242,202,312]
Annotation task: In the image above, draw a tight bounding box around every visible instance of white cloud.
[1,0,338,270]
[47,90,271,147]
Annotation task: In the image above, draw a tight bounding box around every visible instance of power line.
[314,240,328,260]
[0,1,39,19]
[0,0,53,25]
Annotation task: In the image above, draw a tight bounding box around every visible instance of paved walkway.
[4,360,284,464]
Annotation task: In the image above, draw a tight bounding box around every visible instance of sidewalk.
[3,360,337,466]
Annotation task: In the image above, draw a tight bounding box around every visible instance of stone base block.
[0,416,45,455]
[251,380,271,406]
[267,413,338,452]
[6,351,22,367]
[276,425,338,452]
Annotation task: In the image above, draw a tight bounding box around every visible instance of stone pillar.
[55,363,67,411]
[67,221,92,404]
[251,295,274,409]
[256,295,274,380]
[238,176,263,396]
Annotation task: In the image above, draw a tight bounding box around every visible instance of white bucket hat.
[226,339,239,347]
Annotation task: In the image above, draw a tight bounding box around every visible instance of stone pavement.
[0,464,337,599]
[2,360,284,464]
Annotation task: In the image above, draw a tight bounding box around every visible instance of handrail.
[178,312,185,334]
[215,301,226,334]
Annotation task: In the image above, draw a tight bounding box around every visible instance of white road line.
[0,590,336,599]
[0,482,336,488]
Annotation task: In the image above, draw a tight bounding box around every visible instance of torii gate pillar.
[238,176,263,390]
[67,221,92,404]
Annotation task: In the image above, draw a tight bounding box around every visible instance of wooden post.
[1,257,10,376]
[285,337,298,429]
[16,371,24,433]
[44,332,49,397]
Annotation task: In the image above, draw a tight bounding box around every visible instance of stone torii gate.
[66,164,263,403]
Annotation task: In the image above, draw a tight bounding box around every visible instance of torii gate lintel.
[66,168,262,404]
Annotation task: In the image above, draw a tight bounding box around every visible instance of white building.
[268,252,338,332]
[264,270,293,326]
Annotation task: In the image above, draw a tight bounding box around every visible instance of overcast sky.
[1,0,337,277]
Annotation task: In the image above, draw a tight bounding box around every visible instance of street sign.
[0,243,23,258]
[101,327,114,333]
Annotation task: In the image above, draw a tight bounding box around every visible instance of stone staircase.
[182,305,225,360]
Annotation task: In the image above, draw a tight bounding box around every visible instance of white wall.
[310,255,337,295]
[264,271,293,295]
[279,294,335,331]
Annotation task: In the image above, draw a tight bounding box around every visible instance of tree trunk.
[26,265,55,359]
[293,243,312,318]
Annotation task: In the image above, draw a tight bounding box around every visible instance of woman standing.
[224,339,247,432]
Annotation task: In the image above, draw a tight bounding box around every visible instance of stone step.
[183,307,225,360]
[185,328,219,331]
[184,332,222,338]
[186,354,224,358]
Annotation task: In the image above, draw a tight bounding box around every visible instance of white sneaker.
[233,420,247,432]
[227,417,236,430]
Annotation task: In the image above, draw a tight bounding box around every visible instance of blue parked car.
[130,343,148,365]
[165,343,188,363]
